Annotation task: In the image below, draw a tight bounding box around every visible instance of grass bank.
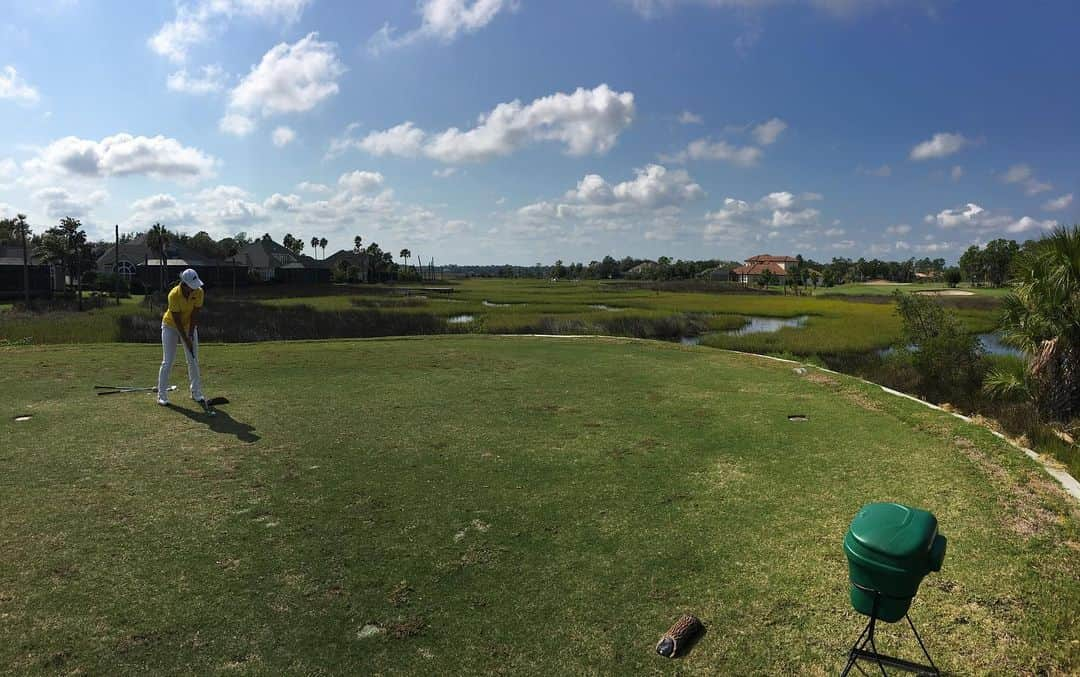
[1,337,1077,674]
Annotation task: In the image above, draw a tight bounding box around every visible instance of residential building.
[0,245,61,299]
[732,254,799,284]
[229,236,331,284]
[96,234,247,291]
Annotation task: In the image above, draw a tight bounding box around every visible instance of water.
[977,333,1025,358]
[446,314,475,324]
[680,336,702,346]
[590,304,623,311]
[482,300,512,307]
[724,315,809,336]
[877,333,1024,358]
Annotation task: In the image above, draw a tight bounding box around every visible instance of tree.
[759,269,776,290]
[353,235,363,253]
[958,245,984,286]
[1,215,32,305]
[224,240,240,296]
[146,223,170,292]
[282,233,304,255]
[37,217,89,310]
[944,267,962,288]
[310,236,320,259]
[985,226,1080,421]
[400,248,411,272]
[319,237,327,259]
[983,238,1020,287]
[233,231,251,248]
[893,290,984,402]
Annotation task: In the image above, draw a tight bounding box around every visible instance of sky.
[0,0,1076,265]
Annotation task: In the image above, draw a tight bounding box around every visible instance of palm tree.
[11,214,31,306]
[37,217,88,310]
[147,223,170,293]
[320,237,328,259]
[353,235,363,253]
[985,226,1080,421]
[400,248,411,272]
[310,236,319,259]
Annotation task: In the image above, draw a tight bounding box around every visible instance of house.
[732,254,799,285]
[229,236,330,284]
[323,249,371,282]
[0,244,61,299]
[96,234,248,291]
[697,265,736,281]
[625,261,656,278]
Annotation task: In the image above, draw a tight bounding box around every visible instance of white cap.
[180,268,203,289]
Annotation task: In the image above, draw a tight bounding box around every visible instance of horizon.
[0,1,1076,265]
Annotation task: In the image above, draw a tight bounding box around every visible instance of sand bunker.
[916,289,974,296]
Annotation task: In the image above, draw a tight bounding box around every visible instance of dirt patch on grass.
[953,436,1061,537]
[802,371,838,387]
[389,616,427,639]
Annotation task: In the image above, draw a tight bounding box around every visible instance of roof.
[230,237,302,269]
[96,234,230,268]
[732,261,789,276]
[0,245,46,266]
[745,254,798,263]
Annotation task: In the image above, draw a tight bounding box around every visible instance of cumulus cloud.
[219,113,256,136]
[1005,216,1058,234]
[296,181,330,194]
[33,186,107,218]
[703,190,823,242]
[337,170,385,194]
[925,202,1058,235]
[149,0,312,63]
[566,165,705,208]
[227,33,345,126]
[166,65,228,94]
[27,133,217,181]
[263,193,301,211]
[130,194,178,212]
[752,117,787,145]
[0,65,40,104]
[271,126,296,147]
[927,202,984,228]
[678,110,703,125]
[368,0,516,54]
[348,85,635,163]
[433,167,459,178]
[1001,163,1053,195]
[661,137,762,166]
[1042,193,1073,212]
[909,132,968,161]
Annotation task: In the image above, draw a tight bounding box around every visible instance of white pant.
[158,323,203,402]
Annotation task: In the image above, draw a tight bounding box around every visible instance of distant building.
[96,234,247,290]
[697,265,736,281]
[732,254,798,284]
[0,244,62,299]
[625,261,657,278]
[323,249,371,282]
[228,235,331,284]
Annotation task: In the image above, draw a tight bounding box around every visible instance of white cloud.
[678,110,703,125]
[833,239,856,249]
[1042,193,1073,212]
[624,0,915,19]
[296,181,330,194]
[271,126,296,147]
[368,0,515,54]
[909,132,968,161]
[337,170,385,194]
[130,194,178,212]
[771,207,819,227]
[885,224,911,235]
[703,190,823,242]
[195,184,269,226]
[166,65,228,94]
[33,186,107,218]
[752,117,787,145]
[570,164,705,208]
[28,133,217,181]
[661,137,762,166]
[227,33,345,125]
[355,122,427,158]
[149,0,312,63]
[353,85,635,163]
[927,202,984,228]
[824,227,845,237]
[1006,216,1058,234]
[1001,163,1053,196]
[219,113,256,136]
[263,193,301,211]
[0,65,40,104]
[433,167,459,178]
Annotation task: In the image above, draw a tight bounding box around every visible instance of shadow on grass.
[672,624,707,660]
[167,403,260,443]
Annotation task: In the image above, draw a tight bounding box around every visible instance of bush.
[944,268,962,288]
[893,291,985,402]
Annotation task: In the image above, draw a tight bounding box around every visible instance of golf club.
[95,385,178,396]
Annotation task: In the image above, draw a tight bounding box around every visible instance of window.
[113,260,135,282]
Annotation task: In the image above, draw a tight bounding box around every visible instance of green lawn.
[2,337,1076,674]
[821,283,1012,297]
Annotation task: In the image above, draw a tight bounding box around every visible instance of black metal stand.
[840,590,939,676]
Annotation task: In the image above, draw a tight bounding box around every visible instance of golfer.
[157,268,207,407]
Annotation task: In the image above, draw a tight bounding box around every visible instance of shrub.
[893,291,985,402]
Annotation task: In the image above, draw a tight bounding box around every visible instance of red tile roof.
[732,261,789,276]
[746,254,798,263]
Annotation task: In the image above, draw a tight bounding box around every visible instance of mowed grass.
[1,337,1076,675]
[821,283,1012,297]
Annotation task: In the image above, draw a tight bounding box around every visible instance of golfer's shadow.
[169,405,260,443]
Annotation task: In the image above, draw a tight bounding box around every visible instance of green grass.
[821,283,1012,297]
[1,337,1076,674]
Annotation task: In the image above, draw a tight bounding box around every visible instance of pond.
[724,315,809,336]
[482,300,515,307]
[878,333,1025,358]
[446,315,476,324]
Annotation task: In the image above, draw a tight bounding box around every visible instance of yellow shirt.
[162,285,204,333]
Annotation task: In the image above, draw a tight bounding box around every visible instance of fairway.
[2,337,1077,674]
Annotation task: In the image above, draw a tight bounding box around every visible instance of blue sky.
[0,0,1076,265]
